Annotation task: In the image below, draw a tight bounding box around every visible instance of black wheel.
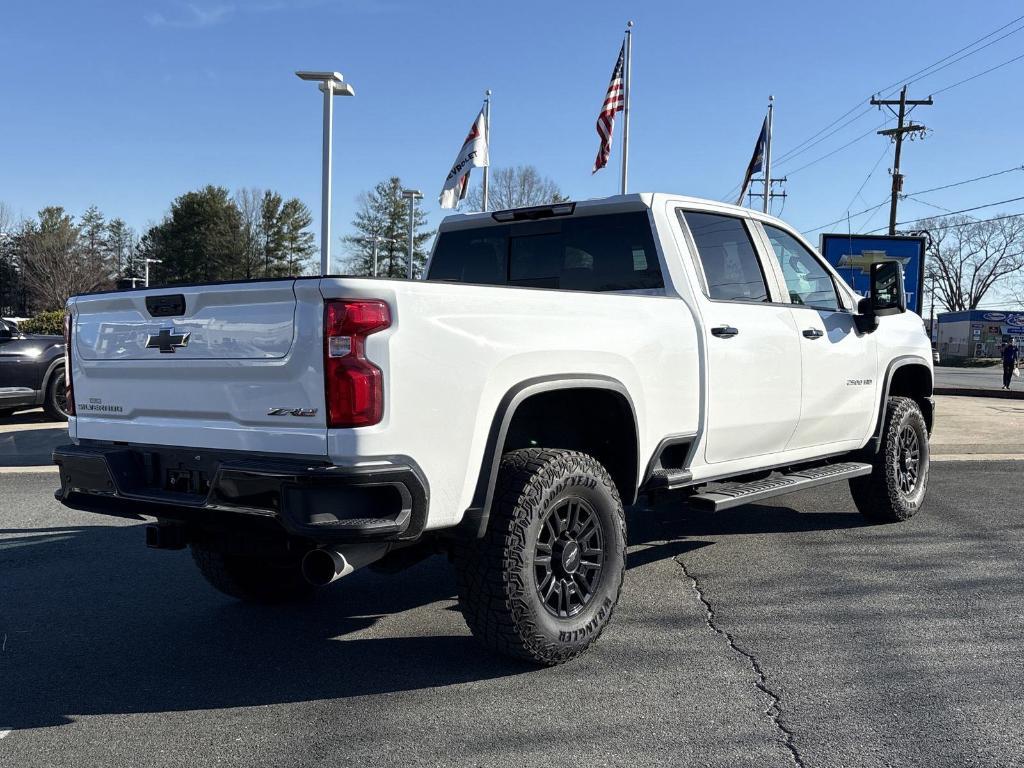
[43,368,69,421]
[850,396,929,523]
[454,448,626,665]
[190,543,315,604]
[0,408,14,418]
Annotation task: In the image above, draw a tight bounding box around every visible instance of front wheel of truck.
[190,543,315,604]
[850,395,930,523]
[454,448,627,666]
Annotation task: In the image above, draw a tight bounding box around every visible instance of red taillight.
[323,299,390,428]
[63,311,75,416]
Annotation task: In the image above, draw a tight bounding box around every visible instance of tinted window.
[681,211,768,302]
[763,225,839,311]
[427,212,663,292]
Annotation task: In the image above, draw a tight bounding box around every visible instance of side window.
[763,225,840,311]
[680,211,768,302]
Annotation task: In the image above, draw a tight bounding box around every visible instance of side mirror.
[870,260,906,316]
[0,325,12,342]
[855,261,906,333]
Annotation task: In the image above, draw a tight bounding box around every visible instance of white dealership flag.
[439,107,489,209]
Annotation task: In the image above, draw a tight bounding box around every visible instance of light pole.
[401,189,423,279]
[295,70,356,276]
[144,258,161,288]
[370,234,395,277]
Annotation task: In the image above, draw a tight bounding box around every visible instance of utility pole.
[871,85,932,235]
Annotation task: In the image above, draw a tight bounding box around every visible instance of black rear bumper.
[52,442,428,543]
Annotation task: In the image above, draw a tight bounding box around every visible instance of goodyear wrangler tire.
[455,448,627,665]
[850,396,930,523]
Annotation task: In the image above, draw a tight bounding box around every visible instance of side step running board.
[689,462,872,512]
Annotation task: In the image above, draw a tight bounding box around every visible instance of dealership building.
[936,309,1024,360]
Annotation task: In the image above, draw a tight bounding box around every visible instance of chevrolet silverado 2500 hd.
[53,194,933,665]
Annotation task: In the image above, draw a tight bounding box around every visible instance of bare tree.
[20,207,110,311]
[466,165,567,211]
[234,187,265,279]
[916,214,1024,311]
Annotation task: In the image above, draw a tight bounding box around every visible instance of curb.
[934,387,1024,400]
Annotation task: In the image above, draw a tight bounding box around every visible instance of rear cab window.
[426,212,663,293]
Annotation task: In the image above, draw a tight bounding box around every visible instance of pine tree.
[279,198,316,275]
[80,205,114,283]
[344,177,433,278]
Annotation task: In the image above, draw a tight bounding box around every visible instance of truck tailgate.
[69,280,329,456]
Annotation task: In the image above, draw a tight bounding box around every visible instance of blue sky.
[3,0,1023,286]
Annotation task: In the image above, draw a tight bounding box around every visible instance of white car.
[53,193,934,665]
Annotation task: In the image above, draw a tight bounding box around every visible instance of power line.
[801,166,1024,234]
[784,120,891,177]
[770,15,1024,166]
[903,23,1024,90]
[844,144,891,212]
[932,50,1024,95]
[866,197,1024,233]
[904,165,1024,197]
[801,199,890,235]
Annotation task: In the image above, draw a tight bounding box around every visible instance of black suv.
[0,318,69,420]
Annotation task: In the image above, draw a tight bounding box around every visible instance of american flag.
[593,42,625,174]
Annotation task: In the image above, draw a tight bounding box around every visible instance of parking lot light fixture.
[295,71,356,276]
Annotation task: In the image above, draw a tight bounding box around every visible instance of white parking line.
[0,729,11,739]
[0,466,59,474]
[931,453,1024,462]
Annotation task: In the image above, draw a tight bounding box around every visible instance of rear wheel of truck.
[455,448,627,666]
[190,543,314,604]
[850,396,929,523]
[43,368,69,421]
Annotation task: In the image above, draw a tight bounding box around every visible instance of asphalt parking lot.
[2,460,1022,768]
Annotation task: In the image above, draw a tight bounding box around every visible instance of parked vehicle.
[0,317,69,420]
[53,194,934,665]
[933,348,940,364]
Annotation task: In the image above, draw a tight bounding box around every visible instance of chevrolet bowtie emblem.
[146,328,191,353]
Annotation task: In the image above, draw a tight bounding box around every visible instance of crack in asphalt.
[676,556,806,768]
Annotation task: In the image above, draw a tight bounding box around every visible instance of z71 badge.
[267,407,318,417]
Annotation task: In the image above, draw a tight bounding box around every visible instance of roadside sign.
[819,234,926,315]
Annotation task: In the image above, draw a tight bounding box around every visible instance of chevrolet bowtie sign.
[146,328,191,353]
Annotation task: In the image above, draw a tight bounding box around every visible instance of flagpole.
[763,95,773,214]
[482,90,491,212]
[620,21,633,195]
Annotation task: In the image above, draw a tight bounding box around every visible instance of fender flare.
[460,374,639,538]
[37,353,66,404]
[868,355,933,452]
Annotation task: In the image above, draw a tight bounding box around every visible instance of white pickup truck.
[54,193,933,665]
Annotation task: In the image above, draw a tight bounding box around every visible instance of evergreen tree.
[80,205,114,283]
[143,185,244,285]
[279,198,316,275]
[344,177,433,278]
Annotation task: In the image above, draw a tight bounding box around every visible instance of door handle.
[802,328,824,339]
[711,325,739,338]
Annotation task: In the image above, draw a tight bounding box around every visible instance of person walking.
[1002,341,1019,390]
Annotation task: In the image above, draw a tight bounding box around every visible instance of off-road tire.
[850,396,929,523]
[190,543,314,603]
[43,368,69,421]
[454,448,627,665]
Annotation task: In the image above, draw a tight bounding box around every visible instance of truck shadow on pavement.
[0,499,868,730]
